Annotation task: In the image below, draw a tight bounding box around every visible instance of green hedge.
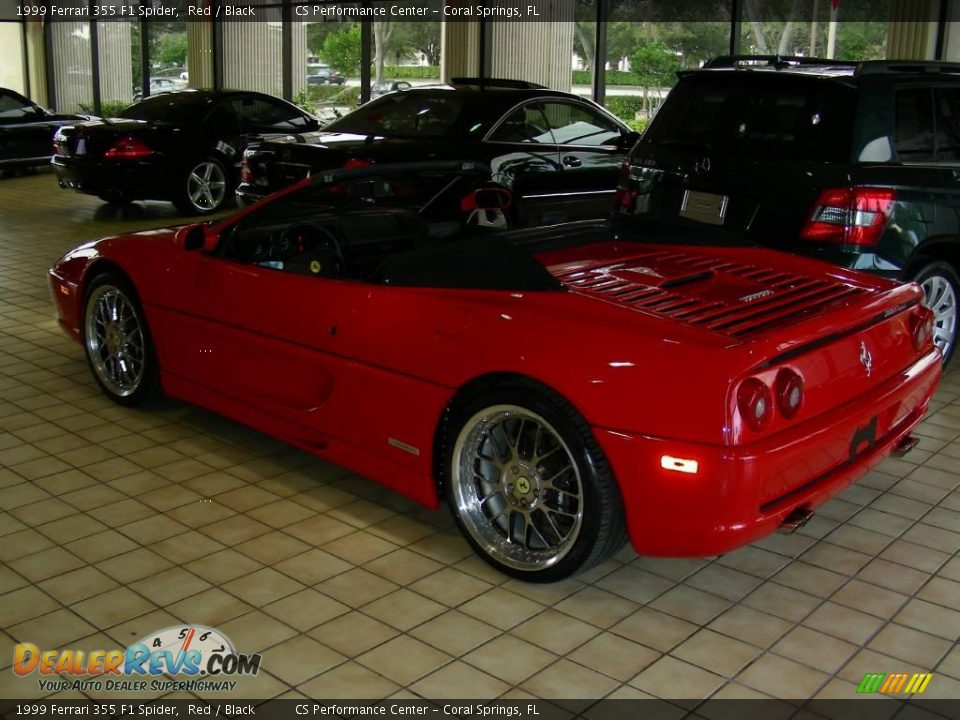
[78,100,131,117]
[604,95,645,121]
[573,69,647,86]
[383,65,440,79]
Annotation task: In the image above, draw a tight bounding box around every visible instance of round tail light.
[737,378,773,432]
[911,306,935,352]
[774,368,804,419]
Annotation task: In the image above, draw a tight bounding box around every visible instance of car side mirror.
[621,130,641,149]
[175,224,209,252]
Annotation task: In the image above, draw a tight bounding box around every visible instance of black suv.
[617,56,960,363]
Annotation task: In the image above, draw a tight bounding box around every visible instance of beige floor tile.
[773,561,848,598]
[35,513,107,544]
[309,611,399,657]
[357,635,450,686]
[64,528,139,564]
[8,546,84,582]
[319,568,399,606]
[684,564,763,602]
[297,660,400,699]
[707,605,793,649]
[867,623,952,668]
[216,485,283,513]
[593,565,675,604]
[166,499,236,527]
[103,608,180,646]
[117,515,189,544]
[770,626,858,675]
[246,499,317,529]
[736,653,830,699]
[741,582,821,623]
[569,632,661,682]
[72,586,155,629]
[406,567,491,610]
[836,647,923,685]
[363,548,444,586]
[363,588,447,631]
[167,588,252,627]
[649,585,730,626]
[32,468,97,495]
[200,514,272,545]
[10,497,76,526]
[672,628,760,677]
[8,607,95,647]
[149,530,226,564]
[916,576,960,608]
[832,579,910,618]
[87,498,154,526]
[611,606,698,652]
[366,515,435,547]
[894,597,960,639]
[460,587,545,631]
[0,528,54,561]
[629,655,725,699]
[880,539,951,574]
[409,660,509,699]
[274,548,352,585]
[263,588,350,631]
[315,530,396,566]
[408,532,475,566]
[284,514,356,547]
[234,530,311,564]
[825,525,891,555]
[0,565,29,595]
[522,658,620,699]
[107,469,171,497]
[409,610,500,656]
[184,548,264,584]
[463,634,556,683]
[259,635,345,686]
[95,547,173,584]
[801,542,873,576]
[801,601,884,645]
[856,558,930,595]
[129,567,212,606]
[216,609,299,653]
[37,566,119,605]
[510,608,599,655]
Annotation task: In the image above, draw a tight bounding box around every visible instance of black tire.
[82,272,162,407]
[910,260,959,366]
[441,382,627,582]
[173,156,232,216]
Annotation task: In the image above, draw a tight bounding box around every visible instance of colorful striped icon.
[857,672,933,694]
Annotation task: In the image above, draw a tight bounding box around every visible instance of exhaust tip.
[778,507,814,535]
[892,435,919,458]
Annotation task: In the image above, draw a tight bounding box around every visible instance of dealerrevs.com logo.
[13,625,261,693]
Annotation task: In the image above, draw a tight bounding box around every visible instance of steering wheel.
[280,223,345,276]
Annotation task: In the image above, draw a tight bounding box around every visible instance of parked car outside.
[369,80,412,100]
[48,162,940,581]
[617,56,960,363]
[133,76,186,102]
[307,64,345,86]
[239,79,638,228]
[0,87,90,170]
[52,90,322,214]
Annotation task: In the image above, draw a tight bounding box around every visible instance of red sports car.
[48,164,942,582]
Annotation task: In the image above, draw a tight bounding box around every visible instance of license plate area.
[271,162,310,185]
[680,190,728,226]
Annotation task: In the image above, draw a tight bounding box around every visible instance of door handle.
[562,155,581,168]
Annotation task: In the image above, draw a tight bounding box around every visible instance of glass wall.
[0,22,26,95]
[49,2,93,113]
[298,19,360,120]
[97,20,136,112]
[222,2,283,96]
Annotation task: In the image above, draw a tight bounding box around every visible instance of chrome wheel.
[920,274,957,359]
[186,160,226,212]
[84,285,146,397]
[451,405,584,572]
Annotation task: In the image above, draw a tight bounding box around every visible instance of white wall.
[0,22,26,95]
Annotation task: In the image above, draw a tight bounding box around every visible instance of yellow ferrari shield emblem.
[309,260,322,274]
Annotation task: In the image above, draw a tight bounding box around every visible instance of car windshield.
[645,75,856,162]
[325,92,468,138]
[118,94,214,122]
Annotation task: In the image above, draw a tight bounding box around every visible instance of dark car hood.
[264,133,463,167]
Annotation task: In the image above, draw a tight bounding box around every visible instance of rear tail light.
[240,156,253,182]
[737,377,773,432]
[614,160,637,211]
[774,368,804,419]
[342,157,374,169]
[103,136,151,160]
[910,305,935,352]
[800,187,896,246]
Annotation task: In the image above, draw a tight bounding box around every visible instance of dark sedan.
[239,80,638,228]
[0,88,89,171]
[52,90,322,214]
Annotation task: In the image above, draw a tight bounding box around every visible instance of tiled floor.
[1,169,959,703]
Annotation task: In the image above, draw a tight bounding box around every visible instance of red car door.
[153,249,364,444]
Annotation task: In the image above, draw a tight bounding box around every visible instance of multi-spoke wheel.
[913,261,959,366]
[175,157,231,215]
[83,274,160,406]
[444,386,626,582]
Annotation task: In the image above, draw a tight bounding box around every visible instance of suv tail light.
[799,187,896,246]
[910,305,935,352]
[614,160,637,211]
[737,377,773,432]
[240,156,253,182]
[103,136,151,160]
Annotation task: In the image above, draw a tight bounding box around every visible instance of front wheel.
[912,260,959,365]
[174,156,231,215]
[83,273,161,406]
[443,387,626,582]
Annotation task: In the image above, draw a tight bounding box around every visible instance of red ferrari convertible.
[48,164,942,582]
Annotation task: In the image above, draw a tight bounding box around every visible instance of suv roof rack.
[449,77,547,90]
[703,55,860,70]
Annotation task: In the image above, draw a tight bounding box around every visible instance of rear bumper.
[597,349,941,557]
[52,156,164,199]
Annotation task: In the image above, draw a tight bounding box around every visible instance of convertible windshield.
[325,93,468,137]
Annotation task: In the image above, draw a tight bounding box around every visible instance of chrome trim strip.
[522,189,616,199]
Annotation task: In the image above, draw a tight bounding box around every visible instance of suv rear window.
[644,75,856,162]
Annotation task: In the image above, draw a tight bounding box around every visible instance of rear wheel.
[83,273,161,406]
[174,156,231,215]
[912,260,958,365]
[443,385,626,582]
